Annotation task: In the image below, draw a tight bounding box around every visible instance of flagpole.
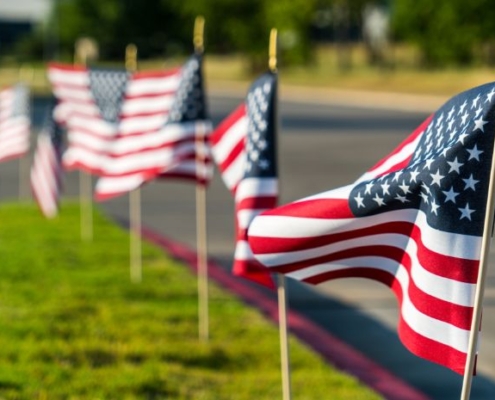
[194,16,210,341]
[269,28,292,400]
[17,65,33,201]
[74,43,93,241]
[460,138,495,398]
[126,43,142,284]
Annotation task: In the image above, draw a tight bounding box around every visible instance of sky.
[0,0,51,22]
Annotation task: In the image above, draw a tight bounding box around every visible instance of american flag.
[0,84,30,162]
[211,72,278,288]
[48,62,198,182]
[248,82,495,374]
[30,100,63,218]
[94,54,213,200]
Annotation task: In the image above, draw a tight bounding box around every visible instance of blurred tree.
[391,0,495,67]
[32,0,320,70]
[172,0,317,71]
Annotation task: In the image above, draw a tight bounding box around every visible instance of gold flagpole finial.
[194,16,205,54]
[125,43,138,72]
[269,28,278,72]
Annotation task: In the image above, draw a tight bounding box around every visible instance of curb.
[141,225,431,400]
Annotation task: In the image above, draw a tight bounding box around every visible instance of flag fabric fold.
[30,100,63,218]
[94,53,213,201]
[0,84,30,162]
[211,72,278,288]
[248,82,495,373]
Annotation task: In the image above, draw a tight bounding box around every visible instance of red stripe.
[232,258,274,289]
[218,138,244,175]
[49,62,85,72]
[261,198,353,219]
[132,68,180,79]
[236,195,277,211]
[210,103,246,145]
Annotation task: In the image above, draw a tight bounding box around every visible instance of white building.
[0,0,51,22]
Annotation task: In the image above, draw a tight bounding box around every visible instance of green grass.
[0,202,381,399]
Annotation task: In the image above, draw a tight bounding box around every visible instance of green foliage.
[0,202,381,399]
[47,0,320,69]
[392,0,495,67]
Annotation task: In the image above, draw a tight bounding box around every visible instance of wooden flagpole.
[270,28,292,400]
[74,43,93,241]
[194,16,210,341]
[17,65,33,201]
[126,43,142,284]
[460,137,495,398]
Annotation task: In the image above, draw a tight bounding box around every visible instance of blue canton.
[168,54,208,124]
[89,68,129,124]
[44,98,63,149]
[244,72,277,179]
[349,82,495,236]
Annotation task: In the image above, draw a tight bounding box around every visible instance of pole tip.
[269,28,277,72]
[194,16,205,53]
[125,43,138,71]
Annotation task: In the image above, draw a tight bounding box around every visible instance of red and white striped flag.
[30,101,63,218]
[0,84,30,162]
[94,54,213,200]
[248,82,495,374]
[48,63,129,175]
[210,72,278,288]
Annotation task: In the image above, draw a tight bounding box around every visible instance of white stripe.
[126,74,181,96]
[48,68,89,87]
[220,150,245,191]
[119,114,167,135]
[234,240,255,261]
[121,94,174,115]
[68,116,116,137]
[295,184,354,202]
[236,177,278,202]
[99,142,197,175]
[237,209,267,230]
[53,86,92,103]
[95,173,146,196]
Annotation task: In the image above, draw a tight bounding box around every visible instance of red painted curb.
[141,225,430,400]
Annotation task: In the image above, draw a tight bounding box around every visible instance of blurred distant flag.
[47,63,129,174]
[30,100,63,218]
[94,54,213,201]
[210,72,278,288]
[248,82,495,374]
[0,84,30,162]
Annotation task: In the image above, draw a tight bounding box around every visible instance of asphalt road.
[4,93,495,399]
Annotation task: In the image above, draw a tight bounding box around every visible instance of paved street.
[3,91,495,399]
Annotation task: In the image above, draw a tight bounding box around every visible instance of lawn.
[0,202,381,399]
